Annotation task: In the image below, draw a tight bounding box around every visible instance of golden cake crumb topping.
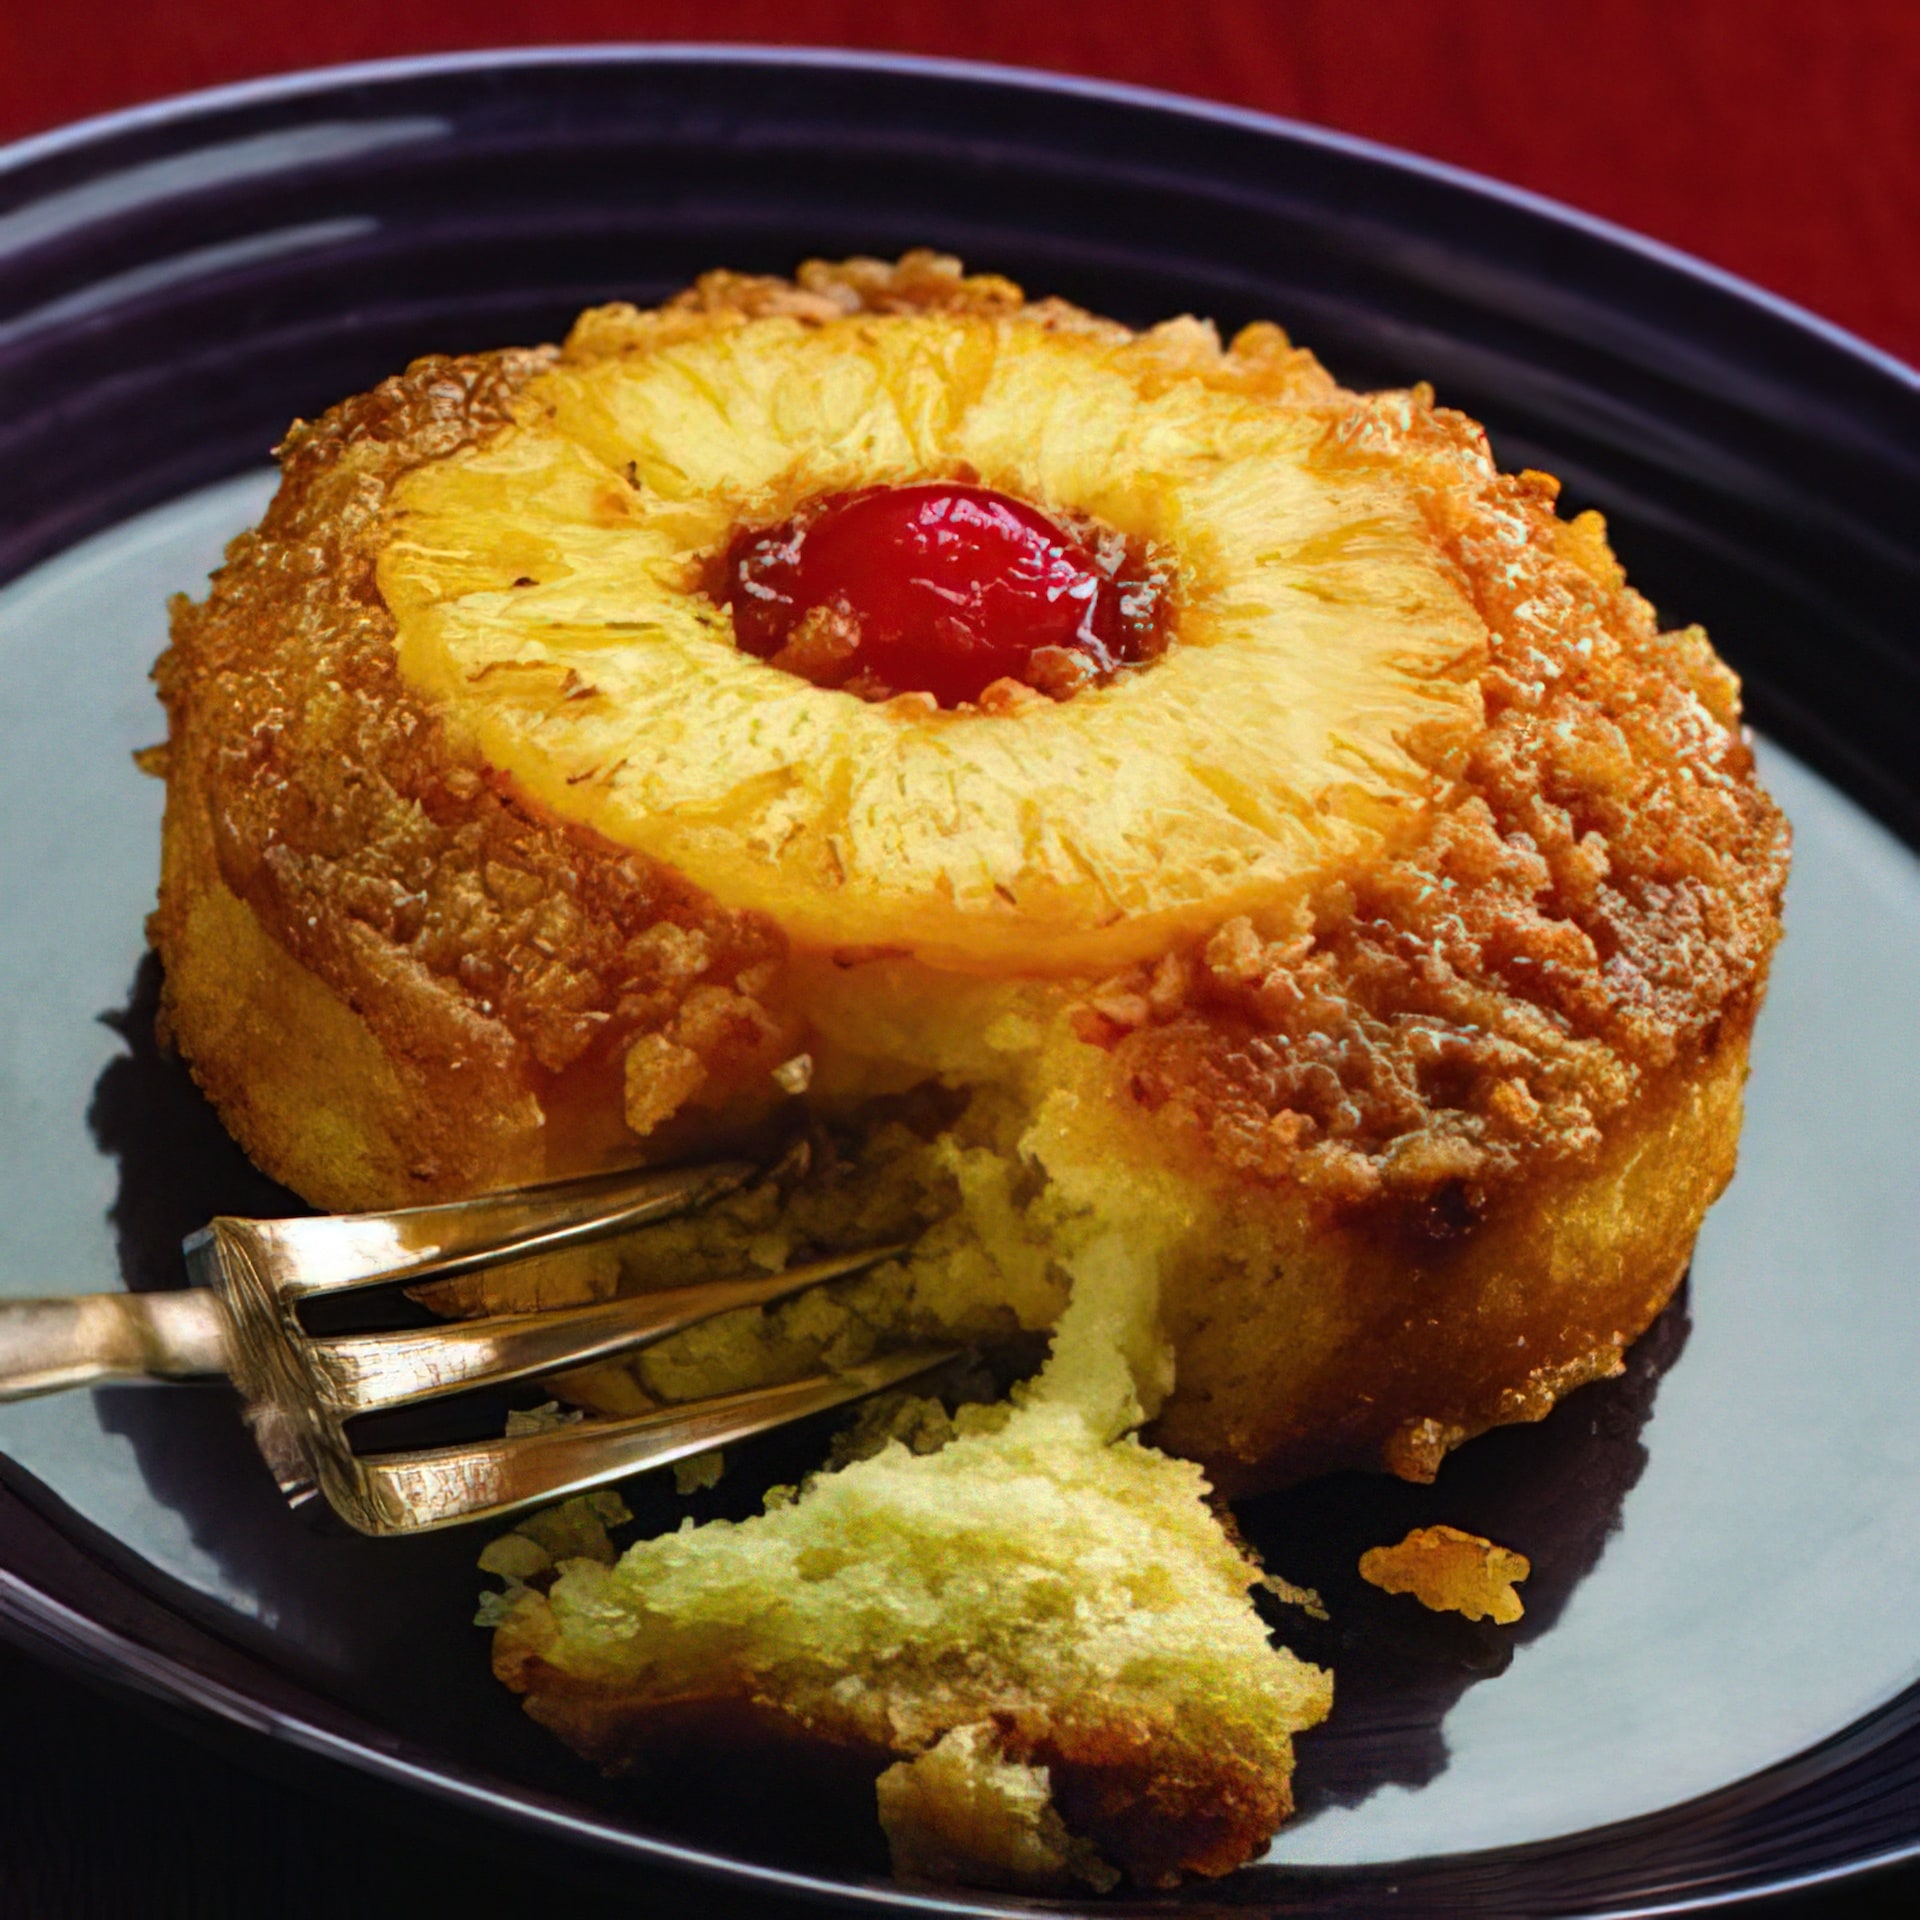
[1359,1524,1531,1624]
[1100,400,1787,1212]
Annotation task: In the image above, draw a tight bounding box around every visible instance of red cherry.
[718,483,1160,708]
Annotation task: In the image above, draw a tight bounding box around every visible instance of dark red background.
[3,0,1919,371]
[1,6,1917,1915]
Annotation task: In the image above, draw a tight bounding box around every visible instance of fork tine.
[299,1243,910,1416]
[329,1346,959,1536]
[186,1157,760,1303]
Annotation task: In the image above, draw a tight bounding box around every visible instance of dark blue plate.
[2,48,1918,1917]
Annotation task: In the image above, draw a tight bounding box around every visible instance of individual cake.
[148,252,1788,1884]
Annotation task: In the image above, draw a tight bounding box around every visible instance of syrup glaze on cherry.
[714,481,1167,709]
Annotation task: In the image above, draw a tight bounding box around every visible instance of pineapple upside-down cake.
[148,253,1788,1890]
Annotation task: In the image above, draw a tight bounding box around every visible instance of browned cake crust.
[149,253,1789,1490]
[152,344,802,1203]
[489,1656,1292,1888]
[1095,388,1789,1484]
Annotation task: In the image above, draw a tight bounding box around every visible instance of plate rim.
[2,39,1913,396]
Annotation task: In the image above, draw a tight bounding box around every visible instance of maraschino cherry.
[718,482,1162,708]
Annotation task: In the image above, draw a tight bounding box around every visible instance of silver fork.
[0,1157,950,1537]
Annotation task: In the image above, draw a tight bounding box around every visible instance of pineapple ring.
[380,310,1487,972]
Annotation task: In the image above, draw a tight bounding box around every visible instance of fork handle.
[0,1290,232,1402]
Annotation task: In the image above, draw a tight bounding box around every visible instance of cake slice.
[490,1193,1331,1889]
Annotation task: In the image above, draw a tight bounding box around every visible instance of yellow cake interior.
[492,1160,1332,1889]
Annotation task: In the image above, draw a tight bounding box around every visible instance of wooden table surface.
[1,4,1916,1914]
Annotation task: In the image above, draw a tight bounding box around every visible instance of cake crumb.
[1261,1573,1330,1621]
[507,1489,632,1568]
[877,1722,1119,1892]
[477,1532,553,1583]
[826,1391,957,1469]
[1359,1525,1529,1624]
[474,1489,635,1625]
[672,1448,727,1494]
[772,1051,814,1094]
[504,1399,584,1437]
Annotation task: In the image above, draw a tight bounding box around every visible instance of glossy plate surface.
[1,48,1918,1916]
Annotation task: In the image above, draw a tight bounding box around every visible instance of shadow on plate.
[81,950,1689,1869]
[1237,1294,1687,1821]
